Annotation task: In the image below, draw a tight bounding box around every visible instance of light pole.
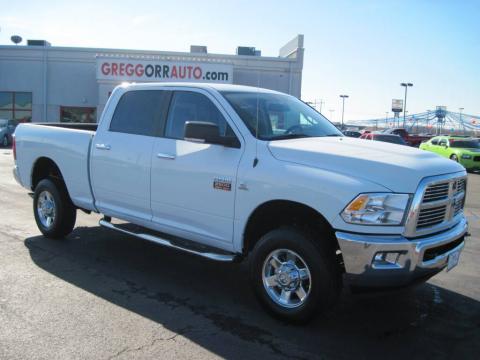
[459,107,465,134]
[340,95,349,130]
[385,112,389,127]
[328,109,335,121]
[400,82,413,128]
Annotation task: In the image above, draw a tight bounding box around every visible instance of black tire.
[450,154,459,162]
[2,135,7,147]
[33,178,76,239]
[249,227,341,323]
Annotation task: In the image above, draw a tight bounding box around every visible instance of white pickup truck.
[13,83,468,322]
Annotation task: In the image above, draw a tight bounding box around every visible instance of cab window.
[431,138,439,145]
[438,138,447,146]
[109,90,169,136]
[165,91,237,142]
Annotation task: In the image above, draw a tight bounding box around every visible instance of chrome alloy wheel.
[262,249,312,308]
[37,190,56,229]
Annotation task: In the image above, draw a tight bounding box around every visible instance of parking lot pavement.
[1,147,479,360]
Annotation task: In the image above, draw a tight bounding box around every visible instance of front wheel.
[450,154,459,162]
[33,179,77,239]
[249,227,341,323]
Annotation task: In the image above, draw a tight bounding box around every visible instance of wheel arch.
[31,157,70,197]
[242,200,342,265]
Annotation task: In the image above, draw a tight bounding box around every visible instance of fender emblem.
[213,178,232,191]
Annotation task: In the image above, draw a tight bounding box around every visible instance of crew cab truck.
[13,83,468,323]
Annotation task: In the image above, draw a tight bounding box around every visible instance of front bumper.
[336,216,468,287]
[459,157,480,170]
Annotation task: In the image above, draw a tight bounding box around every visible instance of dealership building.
[0,35,304,123]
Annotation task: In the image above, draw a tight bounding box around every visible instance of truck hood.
[268,137,465,193]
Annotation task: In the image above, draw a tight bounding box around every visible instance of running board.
[99,219,237,262]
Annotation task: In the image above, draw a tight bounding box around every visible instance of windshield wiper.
[268,134,310,140]
[325,133,342,137]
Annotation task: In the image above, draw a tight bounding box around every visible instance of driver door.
[150,89,244,249]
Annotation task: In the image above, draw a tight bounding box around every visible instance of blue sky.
[0,0,478,120]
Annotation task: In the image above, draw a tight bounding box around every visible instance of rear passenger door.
[150,89,243,249]
[90,90,170,222]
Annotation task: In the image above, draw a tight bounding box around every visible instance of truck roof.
[120,82,284,95]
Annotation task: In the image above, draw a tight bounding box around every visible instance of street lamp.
[339,95,349,129]
[328,109,335,121]
[459,107,465,134]
[400,82,413,128]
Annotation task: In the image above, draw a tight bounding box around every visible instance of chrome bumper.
[336,216,468,287]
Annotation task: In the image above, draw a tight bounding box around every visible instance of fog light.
[372,252,402,269]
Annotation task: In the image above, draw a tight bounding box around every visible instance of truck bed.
[32,122,98,132]
[14,122,97,211]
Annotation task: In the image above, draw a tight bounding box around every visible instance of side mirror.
[184,121,239,148]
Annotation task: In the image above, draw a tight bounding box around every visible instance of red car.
[382,128,432,147]
[360,132,407,145]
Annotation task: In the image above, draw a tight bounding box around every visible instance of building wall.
[0,35,303,122]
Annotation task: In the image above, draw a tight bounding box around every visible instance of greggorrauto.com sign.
[97,58,233,83]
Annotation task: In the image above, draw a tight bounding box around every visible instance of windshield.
[374,135,406,144]
[221,91,342,140]
[450,139,480,148]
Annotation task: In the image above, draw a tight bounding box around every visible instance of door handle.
[156,153,175,160]
[95,143,111,150]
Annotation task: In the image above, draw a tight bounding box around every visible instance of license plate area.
[447,249,461,271]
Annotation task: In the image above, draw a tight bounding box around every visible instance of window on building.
[60,107,97,123]
[0,92,32,122]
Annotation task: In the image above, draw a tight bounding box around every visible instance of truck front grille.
[422,183,449,203]
[417,205,447,228]
[414,176,466,233]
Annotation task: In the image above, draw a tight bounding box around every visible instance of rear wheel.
[249,227,341,323]
[450,154,459,162]
[33,179,76,239]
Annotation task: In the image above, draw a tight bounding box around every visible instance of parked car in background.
[360,132,407,145]
[382,128,431,147]
[420,136,480,172]
[342,130,361,138]
[0,119,18,147]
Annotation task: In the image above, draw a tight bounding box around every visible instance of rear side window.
[110,90,169,136]
[165,91,230,140]
[439,138,447,146]
[431,138,439,145]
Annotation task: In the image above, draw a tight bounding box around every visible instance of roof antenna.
[253,71,260,167]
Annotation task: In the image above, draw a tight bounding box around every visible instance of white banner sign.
[97,58,233,83]
[392,99,403,112]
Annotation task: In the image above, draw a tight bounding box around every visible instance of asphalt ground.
[0,147,479,359]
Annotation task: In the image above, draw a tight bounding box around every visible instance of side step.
[99,219,238,262]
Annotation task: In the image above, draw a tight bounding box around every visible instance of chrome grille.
[422,183,449,203]
[417,205,447,228]
[454,178,466,194]
[408,174,467,236]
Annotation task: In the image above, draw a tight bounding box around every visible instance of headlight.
[341,193,411,225]
[461,154,472,159]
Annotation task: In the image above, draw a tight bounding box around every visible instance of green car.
[420,136,480,171]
